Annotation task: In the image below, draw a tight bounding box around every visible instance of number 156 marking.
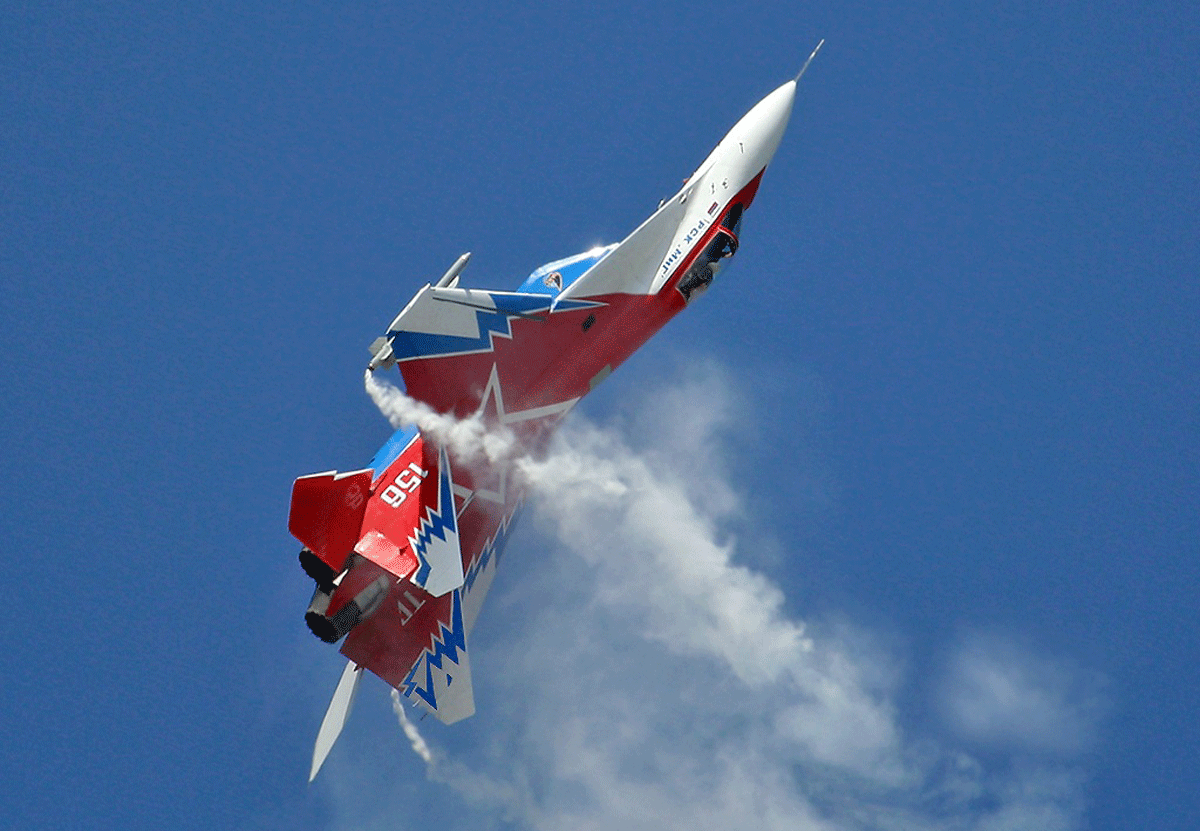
[380,463,428,507]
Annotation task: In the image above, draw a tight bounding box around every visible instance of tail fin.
[309,659,363,782]
[289,469,373,573]
[407,445,464,597]
[355,435,464,596]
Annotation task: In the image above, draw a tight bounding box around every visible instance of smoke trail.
[364,370,516,469]
[389,688,432,765]
[351,365,1098,831]
[390,679,533,819]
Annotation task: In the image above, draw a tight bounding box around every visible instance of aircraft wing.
[373,192,698,427]
[378,289,605,428]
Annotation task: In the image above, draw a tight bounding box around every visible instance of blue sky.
[3,2,1197,829]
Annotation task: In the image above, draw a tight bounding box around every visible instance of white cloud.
[339,365,1100,831]
[940,634,1108,756]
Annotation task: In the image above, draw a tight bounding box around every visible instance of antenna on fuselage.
[795,39,825,82]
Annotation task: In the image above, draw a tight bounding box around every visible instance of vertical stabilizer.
[408,445,464,597]
[310,660,363,782]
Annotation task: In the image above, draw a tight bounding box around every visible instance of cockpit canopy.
[677,203,744,300]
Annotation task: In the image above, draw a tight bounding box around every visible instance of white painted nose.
[733,80,796,172]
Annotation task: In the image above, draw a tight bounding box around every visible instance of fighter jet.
[291,49,820,781]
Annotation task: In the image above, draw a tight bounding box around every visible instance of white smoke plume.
[364,369,516,470]
[342,364,1101,831]
[389,688,431,765]
[387,672,533,823]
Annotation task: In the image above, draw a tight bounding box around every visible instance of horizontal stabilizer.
[289,469,373,573]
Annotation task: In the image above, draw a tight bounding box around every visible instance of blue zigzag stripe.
[401,590,467,709]
[411,451,457,587]
[389,292,600,361]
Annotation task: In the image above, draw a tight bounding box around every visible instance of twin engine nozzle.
[301,549,392,644]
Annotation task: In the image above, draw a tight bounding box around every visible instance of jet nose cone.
[762,79,798,125]
[742,80,796,166]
